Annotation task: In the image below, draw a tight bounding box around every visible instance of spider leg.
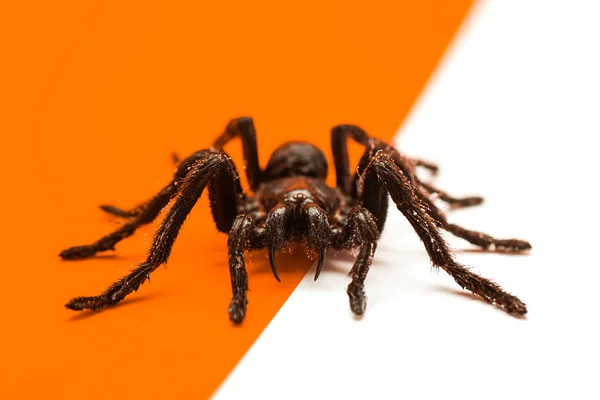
[347,243,377,316]
[227,214,257,324]
[331,206,380,250]
[99,204,143,218]
[331,206,380,315]
[410,157,439,176]
[355,135,528,252]
[444,218,530,252]
[213,117,262,191]
[360,150,526,316]
[98,150,211,220]
[60,150,217,259]
[101,116,259,220]
[416,178,484,209]
[331,124,427,193]
[331,124,372,194]
[65,151,242,311]
[411,180,530,252]
[332,124,438,191]
[396,156,530,251]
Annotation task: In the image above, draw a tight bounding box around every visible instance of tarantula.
[60,117,531,323]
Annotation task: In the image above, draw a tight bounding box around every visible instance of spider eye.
[265,142,328,180]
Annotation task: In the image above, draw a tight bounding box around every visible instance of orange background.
[0,1,472,398]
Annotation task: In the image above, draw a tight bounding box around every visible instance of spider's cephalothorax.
[61,117,531,323]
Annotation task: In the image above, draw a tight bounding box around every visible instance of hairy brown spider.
[61,117,531,323]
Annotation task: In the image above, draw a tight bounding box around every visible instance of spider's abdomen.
[264,142,329,180]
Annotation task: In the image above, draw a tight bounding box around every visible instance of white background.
[215,1,600,399]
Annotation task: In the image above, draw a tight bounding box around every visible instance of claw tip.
[313,247,326,281]
[268,246,281,282]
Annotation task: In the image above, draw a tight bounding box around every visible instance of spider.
[60,117,531,323]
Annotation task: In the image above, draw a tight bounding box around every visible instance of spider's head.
[264,142,328,180]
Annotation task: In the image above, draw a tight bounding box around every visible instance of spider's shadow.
[245,247,385,279]
[63,253,142,262]
[246,240,531,319]
[458,248,531,256]
[245,252,317,279]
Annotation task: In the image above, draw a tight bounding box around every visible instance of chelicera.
[60,117,531,323]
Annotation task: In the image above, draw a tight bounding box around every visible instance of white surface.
[214,1,600,399]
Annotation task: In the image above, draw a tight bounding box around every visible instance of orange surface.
[0,1,473,398]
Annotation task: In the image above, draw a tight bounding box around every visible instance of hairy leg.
[227,214,255,324]
[60,150,217,259]
[331,125,530,314]
[409,178,530,252]
[347,243,377,316]
[331,205,380,315]
[416,178,484,209]
[332,123,478,211]
[341,129,529,252]
[101,116,259,219]
[360,150,527,316]
[213,117,262,191]
[330,124,372,194]
[101,154,179,219]
[410,157,439,176]
[65,151,242,310]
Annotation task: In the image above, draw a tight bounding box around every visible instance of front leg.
[347,243,377,316]
[331,205,380,316]
[227,214,256,324]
